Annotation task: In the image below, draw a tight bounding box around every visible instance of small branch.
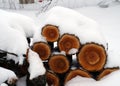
[0,49,18,57]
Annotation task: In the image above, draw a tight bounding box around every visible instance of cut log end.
[32,42,51,60]
[58,33,80,55]
[42,25,60,42]
[97,67,119,80]
[65,69,92,84]
[46,71,59,86]
[49,55,70,74]
[78,43,107,72]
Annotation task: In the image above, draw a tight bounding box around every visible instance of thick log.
[64,69,92,84]
[46,71,60,86]
[48,54,70,74]
[32,42,51,60]
[58,33,81,55]
[96,67,119,80]
[77,43,107,72]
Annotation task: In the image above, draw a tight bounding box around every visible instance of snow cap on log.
[42,6,107,50]
[27,49,46,80]
[0,67,18,85]
[0,20,29,65]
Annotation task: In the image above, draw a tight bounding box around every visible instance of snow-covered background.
[0,0,120,86]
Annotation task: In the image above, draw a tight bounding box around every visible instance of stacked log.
[31,23,119,86]
[64,69,92,84]
[77,43,107,72]
[46,71,60,86]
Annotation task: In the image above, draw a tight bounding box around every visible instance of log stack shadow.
[32,24,119,86]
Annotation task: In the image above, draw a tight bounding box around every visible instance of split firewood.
[96,67,119,80]
[41,25,60,50]
[48,54,70,74]
[46,71,60,86]
[64,69,92,84]
[32,42,51,60]
[77,43,107,72]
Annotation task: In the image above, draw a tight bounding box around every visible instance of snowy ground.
[2,3,120,86]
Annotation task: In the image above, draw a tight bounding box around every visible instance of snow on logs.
[31,6,119,85]
[0,10,46,85]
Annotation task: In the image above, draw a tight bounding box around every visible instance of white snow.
[66,70,120,86]
[68,48,78,55]
[27,49,46,80]
[0,18,28,64]
[0,1,120,86]
[42,6,107,50]
[0,83,8,86]
[0,9,38,38]
[0,67,18,85]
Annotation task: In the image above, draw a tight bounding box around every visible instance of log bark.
[58,33,81,55]
[77,43,107,72]
[27,73,46,86]
[32,42,51,60]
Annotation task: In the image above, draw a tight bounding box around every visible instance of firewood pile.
[0,6,119,86]
[32,24,119,86]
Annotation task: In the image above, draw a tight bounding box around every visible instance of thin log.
[0,49,18,57]
[77,43,107,72]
